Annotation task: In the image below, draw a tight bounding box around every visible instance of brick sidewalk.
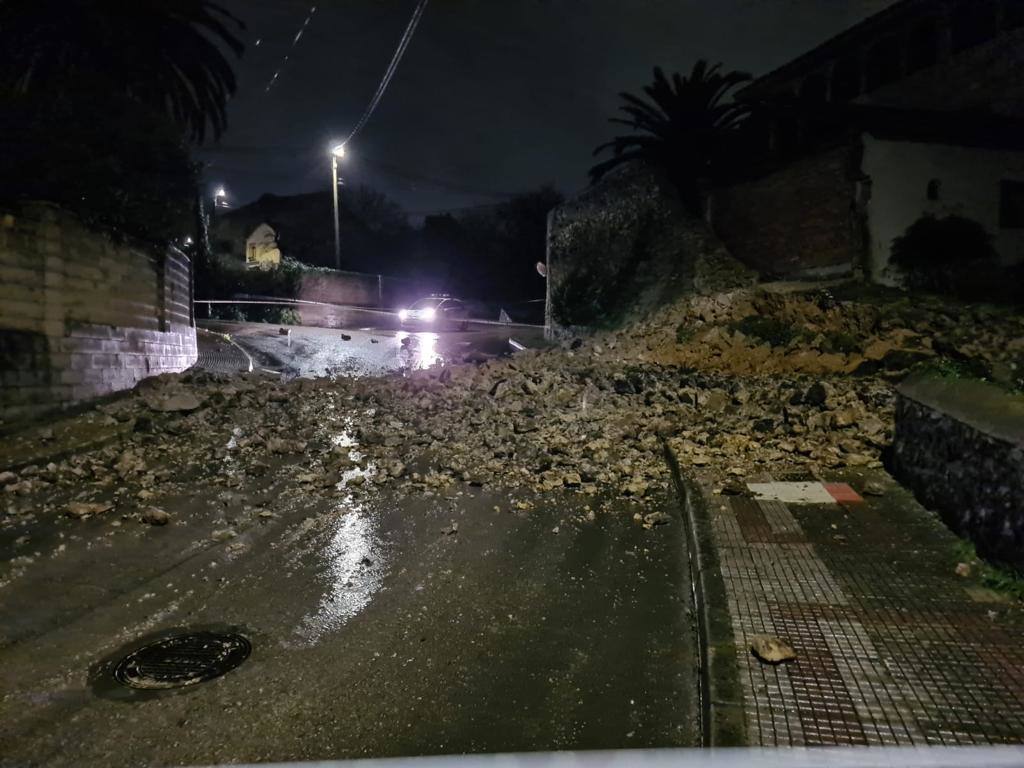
[694,470,1024,746]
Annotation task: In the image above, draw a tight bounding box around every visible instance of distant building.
[244,223,281,269]
[706,0,1024,283]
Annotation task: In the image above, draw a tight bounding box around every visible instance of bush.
[729,315,796,347]
[890,215,1000,300]
[0,87,197,245]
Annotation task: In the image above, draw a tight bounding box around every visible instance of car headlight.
[422,307,436,321]
[398,309,409,321]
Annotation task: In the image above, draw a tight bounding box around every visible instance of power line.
[264,4,318,93]
[341,0,429,146]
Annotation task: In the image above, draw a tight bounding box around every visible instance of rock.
[278,327,291,336]
[0,471,16,485]
[643,511,671,527]
[145,390,202,413]
[66,501,113,518]
[142,506,170,526]
[862,480,885,496]
[955,562,973,577]
[489,379,511,398]
[804,382,829,407]
[699,389,730,411]
[442,522,458,536]
[267,437,307,454]
[211,528,237,542]
[341,334,352,341]
[750,634,797,664]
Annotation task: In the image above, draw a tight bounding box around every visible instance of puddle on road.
[291,503,387,647]
[396,331,442,370]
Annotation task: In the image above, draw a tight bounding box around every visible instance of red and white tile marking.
[747,481,863,504]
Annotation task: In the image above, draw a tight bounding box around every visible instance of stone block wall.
[892,373,1024,572]
[0,202,196,424]
[707,144,865,278]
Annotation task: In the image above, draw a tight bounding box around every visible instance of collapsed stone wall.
[545,162,755,338]
[0,202,196,425]
[892,373,1024,572]
[706,143,865,279]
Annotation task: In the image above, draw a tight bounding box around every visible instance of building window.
[927,179,941,201]
[951,0,998,52]
[1000,180,1024,228]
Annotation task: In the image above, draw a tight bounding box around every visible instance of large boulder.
[545,162,755,337]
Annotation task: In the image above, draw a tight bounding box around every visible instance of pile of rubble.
[600,286,1024,384]
[3,343,892,533]
[4,284,1019,536]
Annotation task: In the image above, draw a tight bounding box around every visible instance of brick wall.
[0,202,197,424]
[707,144,865,278]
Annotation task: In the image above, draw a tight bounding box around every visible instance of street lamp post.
[330,144,345,270]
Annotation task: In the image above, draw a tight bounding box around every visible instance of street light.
[330,143,345,270]
[214,187,228,209]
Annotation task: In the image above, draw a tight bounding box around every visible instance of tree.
[0,88,199,244]
[346,185,411,236]
[0,0,244,143]
[590,61,752,210]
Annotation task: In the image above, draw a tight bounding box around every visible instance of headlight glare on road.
[422,307,436,321]
[398,309,409,322]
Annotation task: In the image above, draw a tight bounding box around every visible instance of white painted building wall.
[861,133,1024,283]
[245,222,281,269]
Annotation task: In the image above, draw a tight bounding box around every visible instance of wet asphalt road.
[0,479,697,766]
[199,320,549,379]
[1,318,698,765]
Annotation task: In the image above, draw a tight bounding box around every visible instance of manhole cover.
[113,632,251,690]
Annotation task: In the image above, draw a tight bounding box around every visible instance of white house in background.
[245,223,281,269]
[861,132,1024,282]
[706,0,1024,282]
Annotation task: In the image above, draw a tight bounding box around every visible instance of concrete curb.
[663,443,749,747]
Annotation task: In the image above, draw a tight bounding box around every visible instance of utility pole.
[331,144,345,270]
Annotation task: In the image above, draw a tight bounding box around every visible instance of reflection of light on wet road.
[396,331,442,370]
[296,506,385,645]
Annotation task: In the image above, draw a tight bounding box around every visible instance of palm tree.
[590,61,752,210]
[0,0,244,143]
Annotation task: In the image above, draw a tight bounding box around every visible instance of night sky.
[199,0,896,215]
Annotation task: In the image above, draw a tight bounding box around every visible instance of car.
[398,296,470,330]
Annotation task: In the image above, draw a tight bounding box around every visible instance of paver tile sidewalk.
[700,471,1024,746]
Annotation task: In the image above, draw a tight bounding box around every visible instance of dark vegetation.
[206,185,562,310]
[0,0,244,244]
[591,60,753,211]
[729,315,798,347]
[550,211,654,328]
[890,214,1020,303]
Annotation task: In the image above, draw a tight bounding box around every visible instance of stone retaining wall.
[0,202,196,424]
[892,373,1024,572]
[545,163,755,338]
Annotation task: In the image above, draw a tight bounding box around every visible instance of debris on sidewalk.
[65,501,113,519]
[750,634,797,665]
[142,506,170,526]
